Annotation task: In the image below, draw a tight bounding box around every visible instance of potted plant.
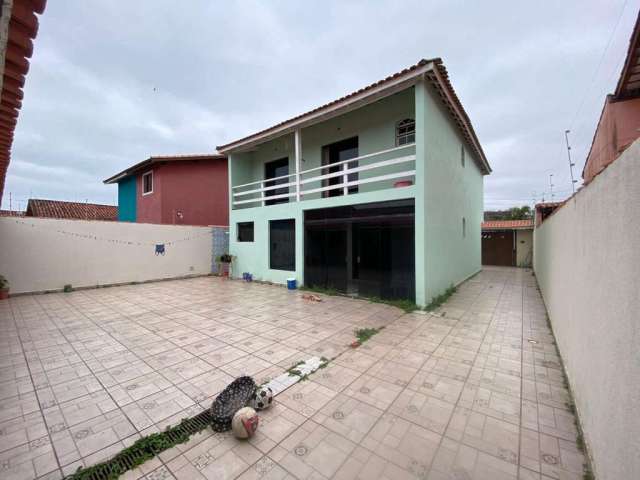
[0,275,9,300]
[216,254,234,277]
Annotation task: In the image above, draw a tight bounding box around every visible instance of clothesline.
[11,219,224,247]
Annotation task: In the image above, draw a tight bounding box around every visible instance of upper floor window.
[396,119,415,146]
[142,171,153,195]
[461,145,466,167]
[264,158,289,206]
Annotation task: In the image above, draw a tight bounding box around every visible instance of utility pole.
[564,130,577,193]
[549,174,555,201]
[9,192,11,212]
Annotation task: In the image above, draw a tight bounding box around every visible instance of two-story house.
[217,59,491,307]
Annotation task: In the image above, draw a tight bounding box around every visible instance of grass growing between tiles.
[65,410,213,480]
[424,284,456,311]
[299,285,419,313]
[286,357,330,381]
[67,354,336,479]
[354,327,383,344]
[299,285,340,296]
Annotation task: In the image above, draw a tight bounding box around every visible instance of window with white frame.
[142,171,153,195]
[396,119,415,146]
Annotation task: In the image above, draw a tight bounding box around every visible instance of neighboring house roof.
[615,10,640,100]
[534,201,565,226]
[216,58,491,175]
[0,209,24,217]
[26,199,117,221]
[0,0,47,200]
[482,220,534,230]
[103,153,226,184]
[535,201,563,209]
[583,11,640,181]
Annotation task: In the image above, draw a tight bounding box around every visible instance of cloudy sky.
[2,0,637,211]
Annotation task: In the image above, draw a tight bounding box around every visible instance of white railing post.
[343,162,348,196]
[261,181,265,207]
[294,129,302,202]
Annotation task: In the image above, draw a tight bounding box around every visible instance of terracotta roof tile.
[482,219,534,230]
[26,199,117,221]
[216,58,490,174]
[0,1,47,199]
[0,209,25,217]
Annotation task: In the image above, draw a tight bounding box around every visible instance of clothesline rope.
[11,219,224,247]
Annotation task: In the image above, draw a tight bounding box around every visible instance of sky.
[2,0,638,211]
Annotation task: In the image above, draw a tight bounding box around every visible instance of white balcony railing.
[232,144,416,208]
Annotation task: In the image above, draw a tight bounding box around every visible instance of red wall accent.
[137,168,163,224]
[583,96,640,184]
[135,158,229,226]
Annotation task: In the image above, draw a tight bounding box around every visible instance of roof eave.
[217,60,491,175]
[103,154,226,184]
[217,61,437,154]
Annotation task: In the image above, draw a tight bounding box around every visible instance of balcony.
[231,143,416,209]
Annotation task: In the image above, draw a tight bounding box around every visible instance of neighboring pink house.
[104,154,229,226]
[583,12,640,184]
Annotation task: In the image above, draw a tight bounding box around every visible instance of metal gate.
[481,230,515,266]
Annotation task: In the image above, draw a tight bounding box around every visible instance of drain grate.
[65,410,213,480]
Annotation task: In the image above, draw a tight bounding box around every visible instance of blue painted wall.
[117,176,137,222]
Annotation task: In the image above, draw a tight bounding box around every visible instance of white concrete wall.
[0,217,213,294]
[533,140,640,480]
[516,229,533,267]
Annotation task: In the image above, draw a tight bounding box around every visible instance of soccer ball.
[231,407,259,439]
[250,385,274,410]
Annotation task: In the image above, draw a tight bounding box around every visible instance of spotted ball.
[250,385,274,410]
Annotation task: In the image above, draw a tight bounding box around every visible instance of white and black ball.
[250,385,274,410]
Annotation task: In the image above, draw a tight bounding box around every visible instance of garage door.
[482,230,515,266]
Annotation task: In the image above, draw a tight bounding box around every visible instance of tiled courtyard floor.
[0,267,587,480]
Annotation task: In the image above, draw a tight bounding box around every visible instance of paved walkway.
[0,268,586,480]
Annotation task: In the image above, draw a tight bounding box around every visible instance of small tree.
[507,205,532,220]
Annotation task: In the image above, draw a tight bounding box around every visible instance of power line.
[568,0,630,130]
[559,0,631,192]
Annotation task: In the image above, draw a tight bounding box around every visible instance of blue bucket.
[287,278,297,290]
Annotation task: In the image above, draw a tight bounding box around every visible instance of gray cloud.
[2,0,637,211]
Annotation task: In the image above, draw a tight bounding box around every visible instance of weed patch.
[354,327,383,344]
[367,296,419,313]
[425,284,456,311]
[299,285,340,296]
[66,410,213,479]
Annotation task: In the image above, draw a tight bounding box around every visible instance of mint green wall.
[229,185,416,286]
[228,82,485,307]
[300,88,415,199]
[414,83,427,306]
[420,81,484,304]
[230,88,416,204]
